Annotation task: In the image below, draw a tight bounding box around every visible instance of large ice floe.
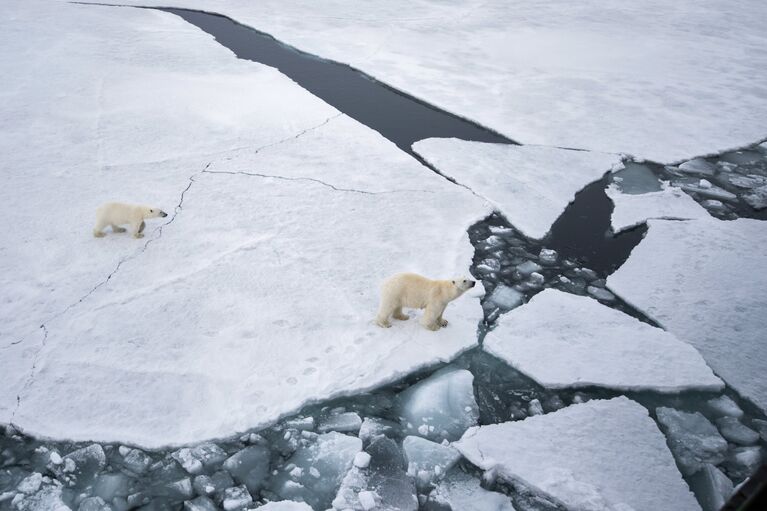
[608,218,767,413]
[0,0,489,446]
[484,289,722,392]
[454,397,701,511]
[606,183,709,233]
[413,138,622,239]
[118,0,767,162]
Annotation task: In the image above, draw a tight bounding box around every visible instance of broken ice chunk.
[751,419,767,442]
[743,184,767,210]
[222,485,252,511]
[118,447,152,475]
[16,473,42,494]
[706,395,744,419]
[13,485,70,511]
[655,407,728,475]
[688,463,733,511]
[716,418,759,445]
[192,471,234,498]
[586,286,615,301]
[402,436,461,489]
[258,502,312,511]
[184,496,218,511]
[538,249,558,265]
[516,261,541,276]
[527,399,543,416]
[398,367,479,442]
[427,470,515,511]
[353,452,371,469]
[172,443,227,474]
[61,444,106,484]
[358,417,402,444]
[485,285,524,312]
[284,417,315,431]
[93,472,131,502]
[318,412,362,434]
[676,180,737,201]
[223,445,270,493]
[678,158,717,176]
[724,446,762,481]
[79,496,111,511]
[273,432,362,509]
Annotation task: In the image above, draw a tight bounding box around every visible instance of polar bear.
[93,202,168,239]
[375,273,476,331]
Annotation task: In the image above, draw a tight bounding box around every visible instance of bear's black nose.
[470,281,476,287]
[161,212,168,217]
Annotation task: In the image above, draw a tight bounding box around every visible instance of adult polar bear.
[376,273,476,331]
[93,202,168,238]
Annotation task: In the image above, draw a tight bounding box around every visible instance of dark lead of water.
[161,8,513,161]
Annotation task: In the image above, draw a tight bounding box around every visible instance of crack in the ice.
[9,324,48,428]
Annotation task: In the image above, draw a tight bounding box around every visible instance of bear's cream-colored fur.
[375,273,476,331]
[93,202,168,239]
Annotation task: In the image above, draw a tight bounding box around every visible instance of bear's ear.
[452,280,455,284]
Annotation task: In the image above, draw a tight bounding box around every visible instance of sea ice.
[743,184,767,209]
[655,407,728,476]
[427,470,515,511]
[706,396,744,419]
[358,418,402,445]
[397,367,479,442]
[258,502,312,511]
[483,290,722,392]
[688,464,733,511]
[222,446,270,493]
[585,286,615,302]
[678,159,718,177]
[724,447,762,482]
[0,2,489,446]
[332,437,417,511]
[318,412,363,434]
[716,418,760,446]
[485,285,525,312]
[455,397,699,511]
[272,432,361,509]
[12,485,70,511]
[402,436,461,489]
[611,162,662,194]
[606,184,708,232]
[414,139,621,239]
[222,485,252,511]
[121,0,767,162]
[184,496,218,511]
[608,218,767,412]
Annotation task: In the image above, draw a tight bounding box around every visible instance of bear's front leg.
[131,221,144,238]
[421,303,445,331]
[438,316,448,327]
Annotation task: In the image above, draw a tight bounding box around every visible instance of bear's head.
[451,277,476,293]
[144,206,168,219]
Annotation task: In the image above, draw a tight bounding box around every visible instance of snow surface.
[606,184,709,232]
[119,0,767,162]
[484,290,722,392]
[413,139,621,239]
[0,1,489,446]
[430,470,516,511]
[257,502,312,511]
[454,397,700,511]
[608,218,767,413]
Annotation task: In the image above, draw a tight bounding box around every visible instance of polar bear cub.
[93,202,168,239]
[375,272,476,331]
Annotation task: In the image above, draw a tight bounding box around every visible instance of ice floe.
[121,0,767,162]
[413,139,621,239]
[426,470,515,511]
[655,407,728,476]
[0,1,489,446]
[455,397,700,511]
[483,290,722,393]
[608,218,767,412]
[606,183,708,232]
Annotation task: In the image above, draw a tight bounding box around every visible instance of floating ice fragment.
[93,472,131,502]
[655,407,728,475]
[172,443,227,475]
[688,464,733,511]
[16,473,42,495]
[527,399,543,416]
[358,490,378,510]
[273,432,362,509]
[318,412,362,434]
[222,485,252,511]
[192,471,234,498]
[402,436,460,489]
[486,285,524,312]
[257,501,313,511]
[516,261,541,276]
[285,417,315,431]
[743,184,767,209]
[354,452,371,469]
[675,180,737,201]
[586,286,615,301]
[119,447,152,475]
[716,418,759,445]
[184,496,218,511]
[751,419,767,442]
[78,496,111,511]
[679,158,717,176]
[398,367,479,442]
[48,452,62,466]
[358,418,402,444]
[223,445,270,493]
[427,470,515,511]
[698,179,712,188]
[538,249,557,265]
[724,446,762,482]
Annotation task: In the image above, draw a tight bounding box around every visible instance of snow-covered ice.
[655,408,728,476]
[608,218,767,412]
[606,184,708,233]
[121,0,767,162]
[413,139,621,239]
[397,367,479,442]
[483,290,722,393]
[455,397,700,511]
[0,1,489,446]
[257,502,312,511]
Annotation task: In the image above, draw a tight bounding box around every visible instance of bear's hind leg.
[111,224,126,233]
[131,220,145,239]
[375,298,395,328]
[393,307,409,321]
